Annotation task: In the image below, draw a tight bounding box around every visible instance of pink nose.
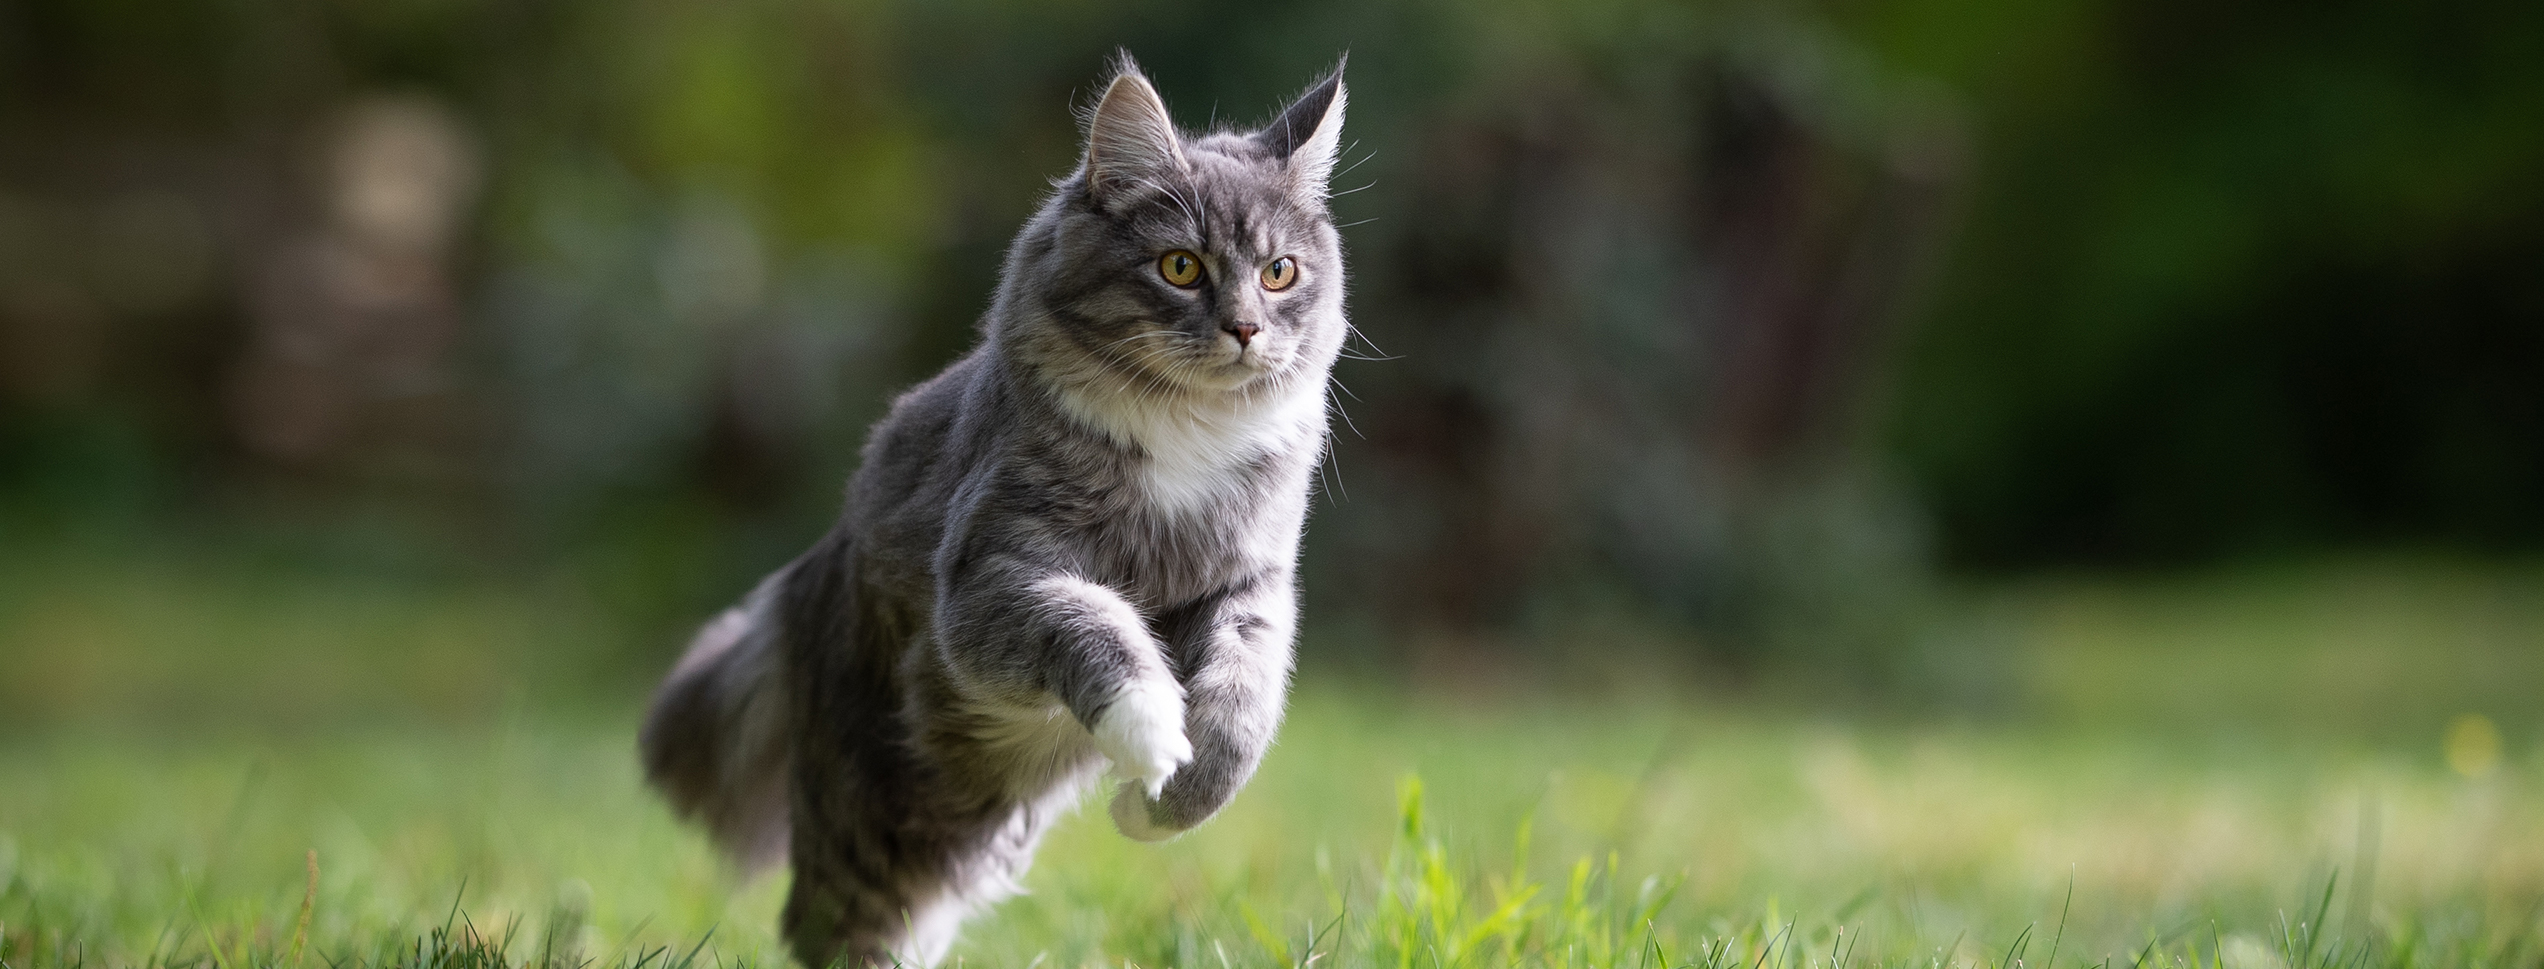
[1224,322,1260,347]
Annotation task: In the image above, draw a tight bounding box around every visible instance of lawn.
[2,548,2539,968]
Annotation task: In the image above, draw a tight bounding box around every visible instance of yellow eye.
[1158,250,1203,287]
[1260,256,1298,291]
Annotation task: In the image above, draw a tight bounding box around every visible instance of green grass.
[2,550,2541,967]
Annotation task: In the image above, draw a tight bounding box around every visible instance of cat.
[638,55,1349,968]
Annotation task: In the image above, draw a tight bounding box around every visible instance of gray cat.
[638,56,1348,968]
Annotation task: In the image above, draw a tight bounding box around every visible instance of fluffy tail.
[639,569,793,874]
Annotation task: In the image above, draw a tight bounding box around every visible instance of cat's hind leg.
[780,876,979,969]
[781,785,1061,968]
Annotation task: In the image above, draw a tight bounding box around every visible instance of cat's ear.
[1083,56,1187,204]
[1258,59,1348,200]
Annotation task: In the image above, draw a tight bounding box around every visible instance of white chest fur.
[1053,378,1327,515]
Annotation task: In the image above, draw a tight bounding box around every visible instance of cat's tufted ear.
[1257,60,1348,200]
[1083,57,1187,205]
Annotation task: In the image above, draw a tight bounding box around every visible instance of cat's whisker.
[1110,338,1214,411]
[1333,142,1378,179]
[1321,439,1347,503]
[1328,374,1364,403]
[1326,375,1367,442]
[1094,328,1184,357]
[1131,351,1190,401]
[1094,328,1200,382]
[1343,323,1398,360]
[1110,344,1183,407]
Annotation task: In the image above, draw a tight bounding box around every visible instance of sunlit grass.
[6,691,2539,967]
[2,549,2541,966]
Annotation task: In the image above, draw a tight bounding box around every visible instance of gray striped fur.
[639,55,1348,968]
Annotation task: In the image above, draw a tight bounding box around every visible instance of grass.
[2,548,2540,967]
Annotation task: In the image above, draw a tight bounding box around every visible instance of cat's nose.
[1223,321,1260,347]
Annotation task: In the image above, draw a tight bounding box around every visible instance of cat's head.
[1003,56,1348,401]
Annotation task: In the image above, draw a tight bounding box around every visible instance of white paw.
[1110,779,1179,842]
[1090,680,1192,798]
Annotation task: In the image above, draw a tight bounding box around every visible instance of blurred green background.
[5,0,2543,667]
[2,0,2541,964]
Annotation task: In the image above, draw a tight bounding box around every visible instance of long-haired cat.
[639,55,1348,967]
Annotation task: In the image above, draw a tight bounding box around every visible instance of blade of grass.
[291,850,317,969]
[2047,873,2074,969]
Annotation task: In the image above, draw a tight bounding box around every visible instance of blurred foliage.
[1,0,2537,673]
[1856,0,2544,565]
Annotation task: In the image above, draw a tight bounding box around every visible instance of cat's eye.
[1158,250,1203,288]
[1260,256,1299,291]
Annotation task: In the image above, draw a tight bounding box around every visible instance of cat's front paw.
[1090,680,1192,798]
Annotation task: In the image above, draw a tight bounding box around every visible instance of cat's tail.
[639,568,793,874]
